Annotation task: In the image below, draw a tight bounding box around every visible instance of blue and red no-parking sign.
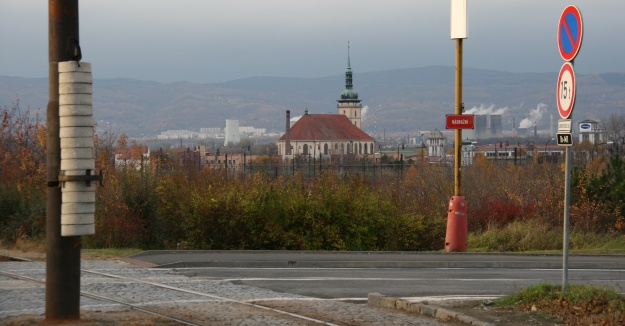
[557,5,583,62]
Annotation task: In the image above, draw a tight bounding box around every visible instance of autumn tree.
[601,114,625,146]
[0,102,46,243]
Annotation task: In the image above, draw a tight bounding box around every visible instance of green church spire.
[340,41,359,102]
[347,41,351,70]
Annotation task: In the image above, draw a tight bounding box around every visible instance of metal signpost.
[556,5,583,293]
[445,0,469,252]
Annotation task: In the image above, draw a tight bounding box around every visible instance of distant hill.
[1,66,624,138]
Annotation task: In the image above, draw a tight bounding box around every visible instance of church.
[278,46,376,157]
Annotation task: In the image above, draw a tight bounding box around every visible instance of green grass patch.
[496,283,625,324]
[81,248,144,260]
[468,219,625,254]
[468,219,562,252]
[569,231,625,254]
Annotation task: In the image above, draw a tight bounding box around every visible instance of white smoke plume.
[290,115,302,122]
[361,105,369,122]
[465,104,508,115]
[519,103,547,128]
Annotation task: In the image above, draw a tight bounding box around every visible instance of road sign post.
[557,5,583,293]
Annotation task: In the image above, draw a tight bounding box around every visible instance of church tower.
[337,42,362,129]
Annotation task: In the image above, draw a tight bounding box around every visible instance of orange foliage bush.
[0,102,46,243]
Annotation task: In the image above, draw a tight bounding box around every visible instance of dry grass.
[0,239,142,261]
[0,238,46,261]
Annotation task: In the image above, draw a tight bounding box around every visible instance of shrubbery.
[154,168,446,251]
[2,101,625,251]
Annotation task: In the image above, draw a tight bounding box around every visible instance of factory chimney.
[285,110,291,155]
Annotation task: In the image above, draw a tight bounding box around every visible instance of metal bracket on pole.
[455,103,465,113]
[58,170,104,187]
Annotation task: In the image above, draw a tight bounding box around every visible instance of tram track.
[0,269,202,326]
[0,267,340,325]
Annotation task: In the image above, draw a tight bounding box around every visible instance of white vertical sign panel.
[451,0,468,39]
[59,61,96,237]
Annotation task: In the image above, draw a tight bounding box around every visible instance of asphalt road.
[129,251,625,300]
[175,266,625,299]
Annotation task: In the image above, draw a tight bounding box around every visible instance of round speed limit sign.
[557,62,576,119]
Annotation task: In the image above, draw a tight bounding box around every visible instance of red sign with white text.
[446,114,475,129]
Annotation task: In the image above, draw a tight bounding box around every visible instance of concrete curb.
[0,254,32,262]
[368,293,493,326]
[150,260,625,269]
[120,256,158,268]
[133,251,625,270]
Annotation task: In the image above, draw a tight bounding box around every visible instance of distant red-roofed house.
[114,146,150,169]
[278,45,376,156]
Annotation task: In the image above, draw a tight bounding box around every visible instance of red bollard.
[445,196,468,252]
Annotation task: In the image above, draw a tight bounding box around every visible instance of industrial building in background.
[224,119,240,146]
[462,113,503,139]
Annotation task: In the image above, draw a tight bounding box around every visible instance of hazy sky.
[1,1,623,83]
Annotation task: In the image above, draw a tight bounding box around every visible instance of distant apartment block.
[239,126,266,137]
[158,124,267,141]
[157,129,197,140]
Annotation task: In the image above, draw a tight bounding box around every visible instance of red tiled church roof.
[279,114,374,142]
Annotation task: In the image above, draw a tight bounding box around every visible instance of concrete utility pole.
[46,0,81,321]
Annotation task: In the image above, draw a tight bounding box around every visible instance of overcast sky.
[1,1,622,83]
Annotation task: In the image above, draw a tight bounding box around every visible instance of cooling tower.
[489,115,502,137]
[224,119,240,146]
[463,129,476,140]
[517,127,528,137]
[475,115,488,138]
